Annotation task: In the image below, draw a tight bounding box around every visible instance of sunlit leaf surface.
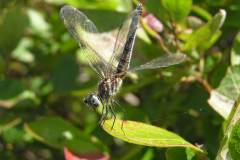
[102,118,204,153]
[231,32,240,66]
[216,66,240,101]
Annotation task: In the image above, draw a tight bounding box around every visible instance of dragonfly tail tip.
[136,3,142,15]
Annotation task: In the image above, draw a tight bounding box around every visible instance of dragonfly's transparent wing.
[60,5,114,77]
[106,4,142,75]
[129,53,187,72]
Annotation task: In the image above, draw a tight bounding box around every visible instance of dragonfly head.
[83,94,101,108]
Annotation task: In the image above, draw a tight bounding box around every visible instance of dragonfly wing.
[106,4,142,75]
[60,5,113,77]
[129,53,187,72]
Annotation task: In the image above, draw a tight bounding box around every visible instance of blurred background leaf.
[25,116,107,155]
[63,0,132,12]
[161,0,192,22]
[0,79,24,100]
[0,6,28,55]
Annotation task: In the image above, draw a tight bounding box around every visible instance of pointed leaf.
[231,32,240,66]
[102,119,204,154]
[183,9,226,50]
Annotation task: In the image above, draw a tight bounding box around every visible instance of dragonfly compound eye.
[83,94,100,108]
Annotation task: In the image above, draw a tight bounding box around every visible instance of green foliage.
[166,148,196,160]
[64,0,132,12]
[0,6,28,54]
[231,33,240,66]
[229,120,240,160]
[0,79,24,99]
[52,54,79,92]
[0,0,239,160]
[183,9,226,51]
[216,66,240,101]
[25,116,106,154]
[161,0,192,22]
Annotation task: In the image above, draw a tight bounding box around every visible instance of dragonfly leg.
[109,100,116,130]
[99,102,105,126]
[109,100,115,119]
[112,99,125,132]
[100,99,110,127]
[105,101,109,120]
[113,99,126,114]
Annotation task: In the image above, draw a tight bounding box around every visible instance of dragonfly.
[60,3,186,128]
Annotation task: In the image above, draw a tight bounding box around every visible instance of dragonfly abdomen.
[115,4,142,76]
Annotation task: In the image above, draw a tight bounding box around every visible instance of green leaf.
[0,55,5,75]
[84,10,126,31]
[141,148,154,160]
[216,97,240,159]
[0,79,25,100]
[225,8,240,28]
[0,116,21,134]
[231,32,240,66]
[12,38,34,63]
[52,54,79,92]
[216,66,240,101]
[161,0,192,22]
[145,0,168,22]
[2,127,26,143]
[25,116,105,154]
[0,6,28,54]
[0,0,17,9]
[102,119,204,154]
[208,66,240,119]
[137,27,152,45]
[183,9,226,51]
[200,30,222,51]
[208,90,234,119]
[166,148,196,160]
[191,5,212,21]
[27,9,51,38]
[64,0,131,12]
[229,120,240,160]
[44,0,65,5]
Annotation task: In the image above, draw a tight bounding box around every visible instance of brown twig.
[182,75,213,93]
[170,21,181,52]
[155,34,171,54]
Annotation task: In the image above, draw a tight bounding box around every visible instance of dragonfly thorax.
[83,77,122,109]
[98,77,122,100]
